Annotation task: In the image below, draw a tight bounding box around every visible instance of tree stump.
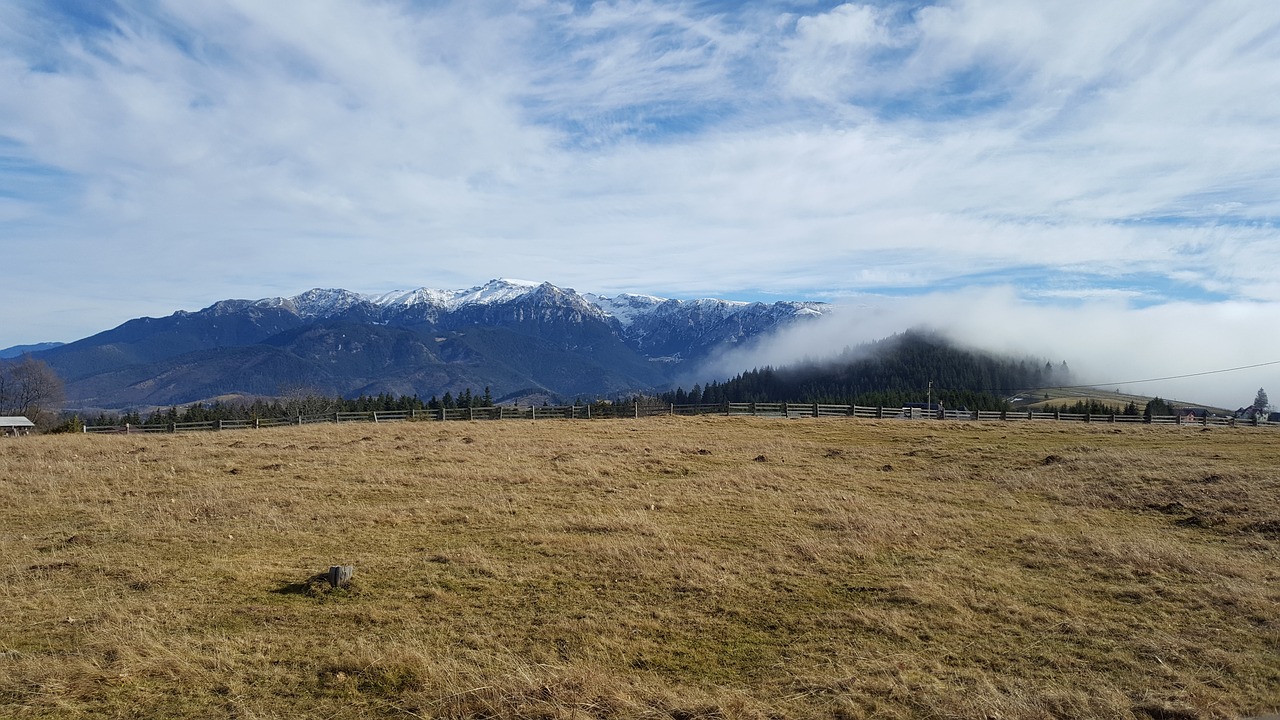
[327,565,354,588]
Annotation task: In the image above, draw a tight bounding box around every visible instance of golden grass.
[1,417,1277,719]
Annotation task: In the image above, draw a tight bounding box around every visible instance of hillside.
[2,418,1277,718]
[689,330,1068,409]
[1009,386,1231,415]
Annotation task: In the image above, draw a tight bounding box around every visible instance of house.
[0,416,35,437]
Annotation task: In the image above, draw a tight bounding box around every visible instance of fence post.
[169,422,176,433]
[255,418,261,429]
[1084,413,1091,423]
[469,407,474,421]
[813,402,820,417]
[750,402,757,416]
[877,406,884,419]
[634,401,639,419]
[586,404,591,420]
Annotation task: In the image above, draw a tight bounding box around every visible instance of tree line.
[1041,398,1166,418]
[59,387,496,431]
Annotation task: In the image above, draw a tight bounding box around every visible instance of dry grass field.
[1,417,1278,719]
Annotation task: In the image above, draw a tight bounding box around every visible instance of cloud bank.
[703,288,1279,410]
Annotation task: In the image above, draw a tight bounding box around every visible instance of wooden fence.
[82,401,1266,434]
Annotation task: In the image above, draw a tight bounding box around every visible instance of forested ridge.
[665,330,1070,411]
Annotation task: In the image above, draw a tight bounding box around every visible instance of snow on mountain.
[244,279,545,319]
[248,288,367,318]
[582,293,666,328]
[236,280,827,333]
[582,292,823,329]
[441,278,543,309]
[366,287,456,308]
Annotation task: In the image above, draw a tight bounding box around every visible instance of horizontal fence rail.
[81,401,1273,434]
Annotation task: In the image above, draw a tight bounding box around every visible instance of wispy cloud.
[2,1,1280,405]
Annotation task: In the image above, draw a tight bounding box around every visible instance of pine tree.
[1144,397,1174,419]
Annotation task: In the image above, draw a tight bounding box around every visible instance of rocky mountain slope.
[34,280,827,410]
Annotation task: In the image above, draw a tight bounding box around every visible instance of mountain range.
[0,342,64,359]
[16,279,827,411]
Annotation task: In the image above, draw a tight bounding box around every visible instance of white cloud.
[0,0,1279,407]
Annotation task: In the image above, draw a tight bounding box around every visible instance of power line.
[1052,359,1280,391]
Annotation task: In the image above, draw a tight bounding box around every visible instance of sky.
[3,0,1280,408]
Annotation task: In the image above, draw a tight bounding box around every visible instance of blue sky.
[3,0,1280,406]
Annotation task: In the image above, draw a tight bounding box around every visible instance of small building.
[1,416,36,437]
[901,402,944,419]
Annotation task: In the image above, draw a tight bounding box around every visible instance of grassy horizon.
[2,417,1278,718]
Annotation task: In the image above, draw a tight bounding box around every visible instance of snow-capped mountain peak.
[583,292,667,328]
[240,281,828,339]
[367,287,456,308]
[261,288,369,318]
[442,278,543,309]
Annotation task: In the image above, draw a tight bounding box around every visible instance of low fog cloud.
[699,288,1280,410]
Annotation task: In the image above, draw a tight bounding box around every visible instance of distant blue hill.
[0,342,64,359]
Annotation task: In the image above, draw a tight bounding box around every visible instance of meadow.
[1,417,1277,719]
